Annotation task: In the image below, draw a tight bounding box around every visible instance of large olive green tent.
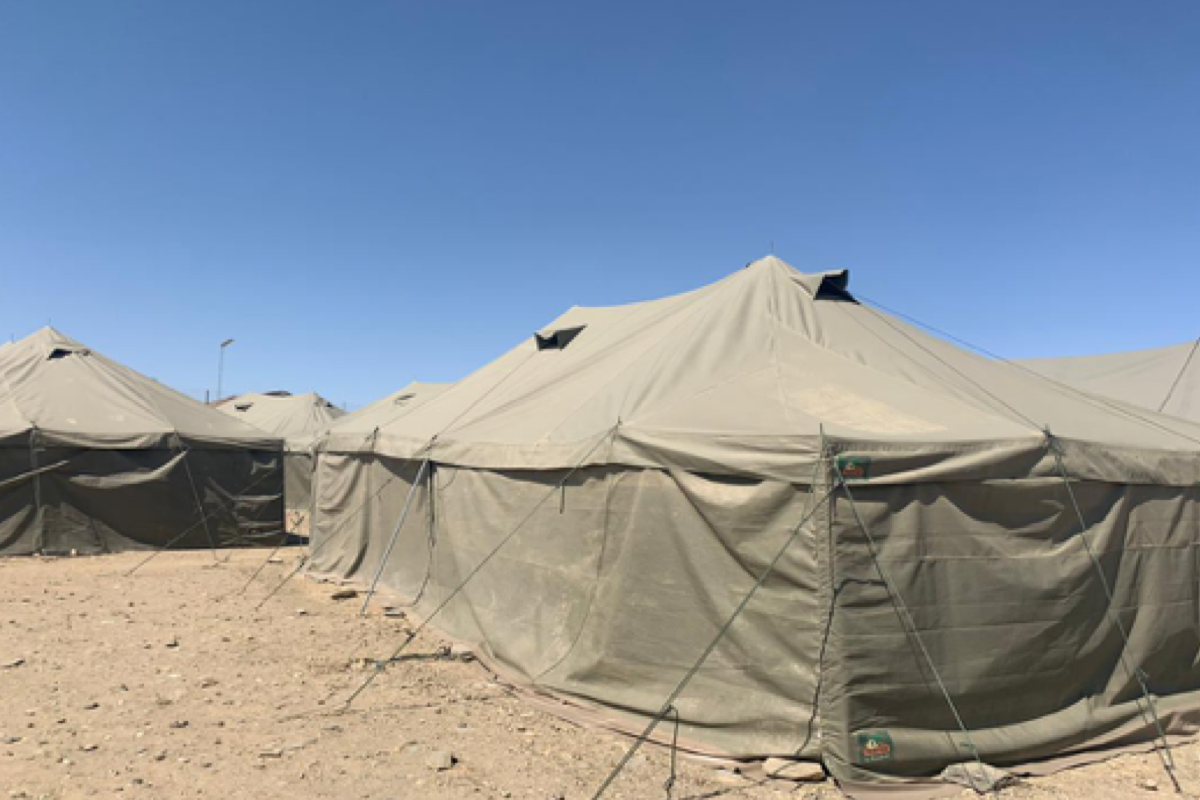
[308,256,1200,795]
[218,391,345,512]
[0,328,285,555]
[1020,341,1200,424]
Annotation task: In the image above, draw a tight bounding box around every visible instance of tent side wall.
[309,452,824,760]
[0,439,38,555]
[1,441,285,555]
[821,476,1200,785]
[179,445,286,548]
[283,451,316,515]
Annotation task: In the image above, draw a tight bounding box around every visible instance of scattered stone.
[80,743,99,752]
[1141,778,1160,792]
[164,637,179,649]
[296,609,308,617]
[426,750,456,771]
[168,721,189,730]
[450,644,475,662]
[1,658,25,669]
[383,607,405,618]
[199,678,218,689]
[153,751,167,762]
[763,757,825,782]
[330,589,358,601]
[259,748,284,759]
[267,556,283,564]
[82,702,99,711]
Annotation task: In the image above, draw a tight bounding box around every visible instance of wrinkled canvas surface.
[308,257,1200,790]
[0,328,285,554]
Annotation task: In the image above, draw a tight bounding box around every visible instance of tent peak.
[744,256,854,301]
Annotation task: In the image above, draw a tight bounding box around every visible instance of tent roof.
[1020,341,1200,425]
[219,391,346,446]
[321,382,451,446]
[322,256,1200,482]
[0,327,280,449]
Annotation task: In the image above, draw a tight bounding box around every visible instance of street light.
[217,338,235,402]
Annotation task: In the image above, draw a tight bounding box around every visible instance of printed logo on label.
[855,730,894,763]
[838,455,872,481]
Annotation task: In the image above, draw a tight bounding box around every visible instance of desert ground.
[1,550,1196,800]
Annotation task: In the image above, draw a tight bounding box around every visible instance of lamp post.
[217,338,235,403]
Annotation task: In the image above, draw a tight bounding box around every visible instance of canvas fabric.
[308,257,1200,791]
[1020,342,1200,425]
[218,392,346,512]
[0,328,285,554]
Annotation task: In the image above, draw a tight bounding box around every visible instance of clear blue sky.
[2,2,1198,408]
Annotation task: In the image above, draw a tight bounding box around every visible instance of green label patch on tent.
[855,730,894,763]
[838,455,872,481]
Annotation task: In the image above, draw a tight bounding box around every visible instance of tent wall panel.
[0,445,38,555]
[12,445,285,555]
[822,479,1200,782]
[284,451,315,515]
[182,447,285,548]
[310,453,823,760]
[309,453,425,584]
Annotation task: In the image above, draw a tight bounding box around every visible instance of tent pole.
[359,457,431,615]
[1044,429,1181,793]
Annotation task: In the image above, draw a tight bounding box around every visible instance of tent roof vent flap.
[47,346,91,360]
[535,325,586,351]
[796,269,856,303]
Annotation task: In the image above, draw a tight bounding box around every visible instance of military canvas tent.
[0,328,285,555]
[1020,341,1200,425]
[218,391,346,512]
[309,256,1200,795]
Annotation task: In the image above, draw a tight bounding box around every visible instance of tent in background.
[308,256,1200,794]
[218,391,345,513]
[0,327,285,555]
[322,382,450,442]
[307,380,449,520]
[1020,340,1200,424]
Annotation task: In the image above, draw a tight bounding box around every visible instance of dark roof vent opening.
[47,347,91,360]
[234,403,253,412]
[797,270,856,303]
[535,325,585,351]
[392,393,415,407]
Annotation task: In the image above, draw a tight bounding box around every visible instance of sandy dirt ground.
[1,550,1197,800]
